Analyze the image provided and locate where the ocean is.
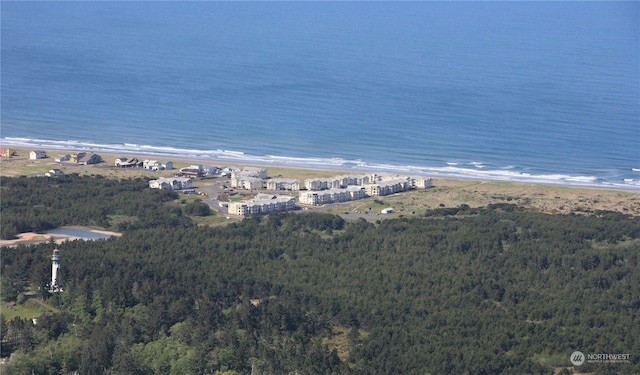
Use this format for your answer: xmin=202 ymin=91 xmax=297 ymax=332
xmin=1 ymin=2 xmax=639 ymax=189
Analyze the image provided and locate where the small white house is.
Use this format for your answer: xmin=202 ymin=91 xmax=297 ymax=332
xmin=30 ymin=150 xmax=47 ymax=160
xmin=55 ymin=154 xmax=71 ymax=162
xmin=45 ymin=169 xmax=64 ymax=177
xmin=143 ymin=160 xmax=158 ymax=169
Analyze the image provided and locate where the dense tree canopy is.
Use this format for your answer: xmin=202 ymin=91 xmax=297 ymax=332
xmin=0 ymin=174 xmax=189 ymax=240
xmin=1 ymin=176 xmax=639 ymax=374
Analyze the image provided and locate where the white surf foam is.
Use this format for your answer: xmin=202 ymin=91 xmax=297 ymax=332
xmin=2 ymin=137 xmax=638 ymax=190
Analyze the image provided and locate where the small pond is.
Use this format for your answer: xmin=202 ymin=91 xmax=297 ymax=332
xmin=44 ymin=228 xmax=113 ymax=240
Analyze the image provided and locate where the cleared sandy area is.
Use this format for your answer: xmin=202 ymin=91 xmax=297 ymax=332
xmin=0 ymin=226 xmax=122 ymax=248
xmin=1 ymin=147 xmax=639 ymax=219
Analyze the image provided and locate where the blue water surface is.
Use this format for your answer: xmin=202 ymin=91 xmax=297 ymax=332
xmin=1 ymin=2 xmax=638 ymax=188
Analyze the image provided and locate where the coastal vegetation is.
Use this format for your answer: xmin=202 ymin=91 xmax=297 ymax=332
xmin=1 ymin=175 xmax=639 ymax=374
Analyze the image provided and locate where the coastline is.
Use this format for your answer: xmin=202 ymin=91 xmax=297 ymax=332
xmin=1 ymin=145 xmax=639 ymax=218
xmin=2 ymin=137 xmax=639 ymax=191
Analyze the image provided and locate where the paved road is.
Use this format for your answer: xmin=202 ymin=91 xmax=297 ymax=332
xmin=188 ymin=177 xmax=229 ymax=215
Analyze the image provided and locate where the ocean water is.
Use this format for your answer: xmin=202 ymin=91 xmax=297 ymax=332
xmin=1 ymin=2 xmax=639 ymax=189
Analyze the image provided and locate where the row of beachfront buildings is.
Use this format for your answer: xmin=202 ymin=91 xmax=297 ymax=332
xmin=21 ymin=150 xmax=103 ymax=165
xmin=229 ymin=167 xmax=432 ymax=192
xmin=149 ymin=167 xmax=432 ymax=217
xmin=225 ymin=170 xmax=432 ymax=216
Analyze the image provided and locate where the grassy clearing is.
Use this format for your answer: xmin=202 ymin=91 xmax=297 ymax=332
xmin=0 ymin=160 xmax=56 ymax=177
xmin=322 ymin=326 xmax=370 ymax=362
xmin=191 ymin=213 xmax=238 ymax=226
xmin=0 ymin=298 xmax=58 ymax=320
xmin=169 ymin=195 xmax=238 ymax=224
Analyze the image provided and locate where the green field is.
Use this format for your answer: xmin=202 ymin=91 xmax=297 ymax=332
xmin=1 ymin=298 xmax=58 ymax=320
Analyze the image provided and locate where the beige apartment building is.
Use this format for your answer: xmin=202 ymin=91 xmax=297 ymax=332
xmin=228 ymin=194 xmax=297 ymax=217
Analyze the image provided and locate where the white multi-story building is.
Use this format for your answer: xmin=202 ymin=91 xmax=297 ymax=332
xmin=231 ymin=167 xmax=268 ymax=189
xmin=238 ymin=177 xmax=264 ymax=190
xmin=305 ymin=174 xmax=372 ymax=191
xmin=304 ymin=178 xmax=336 ymax=191
xmin=300 ymin=173 xmax=432 ymax=205
xmin=410 ymin=177 xmax=433 ymax=189
xmin=336 ymin=174 xmax=372 ymax=187
xmin=378 ymin=174 xmax=433 ymax=189
xmin=228 ymin=194 xmax=297 ymax=217
xmin=364 ymin=179 xmax=409 ymax=196
xmin=298 ymin=186 xmax=366 ymax=205
xmin=149 ymin=177 xmax=193 ymax=190
xmin=266 ymin=179 xmax=300 ymax=191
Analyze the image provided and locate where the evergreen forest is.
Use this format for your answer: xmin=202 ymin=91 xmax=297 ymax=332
xmin=1 ymin=175 xmax=639 ymax=374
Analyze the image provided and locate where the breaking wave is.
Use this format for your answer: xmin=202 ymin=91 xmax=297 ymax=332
xmin=3 ymin=137 xmax=638 ymax=190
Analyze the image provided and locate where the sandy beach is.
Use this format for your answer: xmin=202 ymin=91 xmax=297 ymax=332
xmin=1 ymin=147 xmax=639 ymax=220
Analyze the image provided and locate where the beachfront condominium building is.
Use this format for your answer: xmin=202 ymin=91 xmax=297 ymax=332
xmin=237 ymin=177 xmax=264 ymax=190
xmin=364 ymin=179 xmax=409 ymax=197
xmin=411 ymin=177 xmax=433 ymax=189
xmin=231 ymin=167 xmax=268 ymax=189
xmin=304 ymin=178 xmax=336 ymax=191
xmin=266 ymin=178 xmax=301 ymax=191
xmin=304 ymin=174 xmax=372 ymax=190
xmin=336 ymin=174 xmax=372 ymax=187
xmin=298 ymin=186 xmax=366 ymax=205
xmin=227 ymin=194 xmax=297 ymax=217
xmin=378 ymin=174 xmax=433 ymax=189
xmin=300 ymin=173 xmax=433 ymax=205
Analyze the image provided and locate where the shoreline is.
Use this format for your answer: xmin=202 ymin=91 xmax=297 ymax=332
xmin=2 ymin=137 xmax=638 ymax=191
xmin=0 ymin=226 xmax=122 ymax=248
xmin=3 ymin=143 xmax=638 ymax=193
xmin=2 ymin=145 xmax=639 ymax=218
